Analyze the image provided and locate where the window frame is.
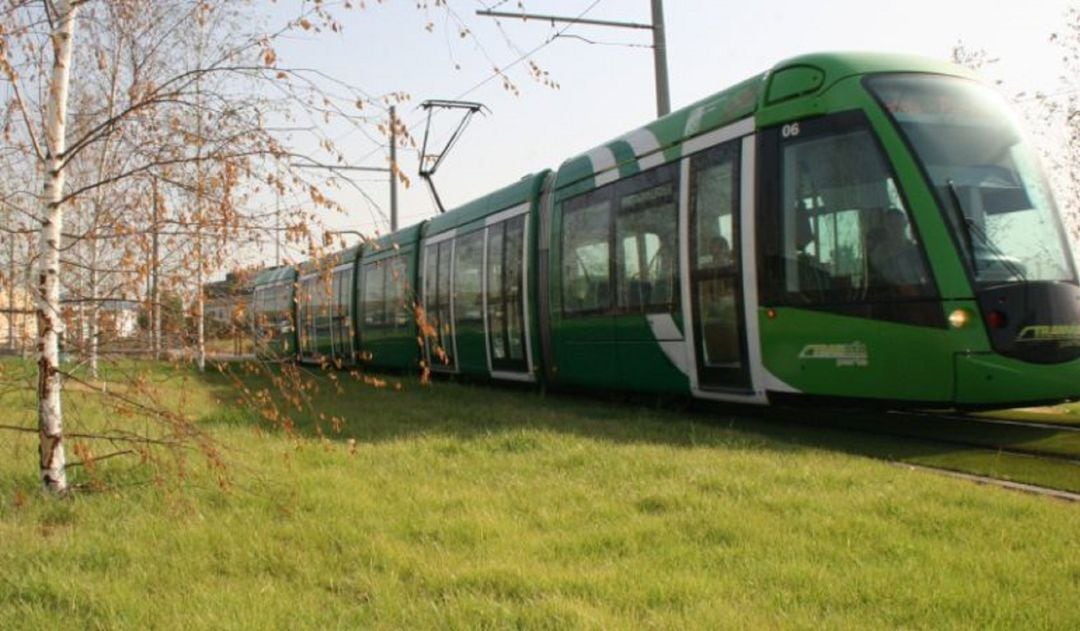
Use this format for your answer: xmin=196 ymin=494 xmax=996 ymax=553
xmin=486 ymin=213 xmax=529 ymax=370
xmin=453 ymin=229 xmax=486 ymax=324
xmin=864 ymin=73 xmax=1078 ymax=289
xmin=612 ymin=162 xmax=681 ymax=314
xmin=558 ymin=161 xmax=681 ymax=319
xmin=361 ymin=260 xmax=388 ymax=328
xmin=559 ymin=186 xmax=614 ymax=317
xmin=758 ymin=109 xmax=943 ymax=326
xmin=422 ymin=236 xmax=456 ymax=370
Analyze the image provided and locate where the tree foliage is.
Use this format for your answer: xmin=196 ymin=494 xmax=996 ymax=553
xmin=952 ymin=7 xmax=1080 ymax=231
xmin=0 ymin=0 xmax=554 ymax=494
xmin=0 ymin=0 xmax=404 ymax=492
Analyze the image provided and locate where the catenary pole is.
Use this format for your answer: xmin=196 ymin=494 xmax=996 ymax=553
xmin=476 ymin=1 xmax=672 ymax=118
xmin=390 ymin=105 xmax=398 ymax=231
xmin=650 ymin=0 xmax=671 ymax=116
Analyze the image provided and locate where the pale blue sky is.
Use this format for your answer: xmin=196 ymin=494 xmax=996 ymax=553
xmin=264 ymin=0 xmax=1075 ymax=261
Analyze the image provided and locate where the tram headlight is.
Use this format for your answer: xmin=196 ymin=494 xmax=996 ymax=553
xmin=948 ymin=308 xmax=972 ymax=329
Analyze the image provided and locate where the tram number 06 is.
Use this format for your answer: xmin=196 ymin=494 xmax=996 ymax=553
xmin=781 ymin=123 xmax=801 ymax=139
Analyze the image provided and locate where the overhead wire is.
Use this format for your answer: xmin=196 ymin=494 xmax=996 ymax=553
xmin=324 ymin=1 xmax=610 ymax=227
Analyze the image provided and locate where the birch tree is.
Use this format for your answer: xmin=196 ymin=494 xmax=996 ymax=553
xmin=34 ymin=0 xmax=81 ymax=493
xmin=0 ymin=0 xmax=555 ymax=493
xmin=0 ymin=0 xmax=374 ymax=492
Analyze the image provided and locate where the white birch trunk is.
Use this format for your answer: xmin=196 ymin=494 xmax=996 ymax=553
xmin=37 ymin=0 xmax=79 ymax=493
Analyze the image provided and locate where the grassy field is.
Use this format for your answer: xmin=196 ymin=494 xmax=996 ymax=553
xmin=1 ymin=360 xmax=1078 ymax=629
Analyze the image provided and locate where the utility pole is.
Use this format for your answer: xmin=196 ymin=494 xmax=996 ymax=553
xmin=477 ymin=0 xmax=672 ymax=117
xmin=389 ymin=105 xmax=399 ymax=231
xmin=274 ymin=195 xmax=281 ymax=267
xmin=290 ymin=106 xmax=399 ymax=234
xmin=292 ymin=155 xmax=398 ymax=233
xmin=650 ymin=0 xmax=671 ymax=117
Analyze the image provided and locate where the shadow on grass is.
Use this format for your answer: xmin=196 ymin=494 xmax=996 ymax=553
xmin=194 ymin=361 xmax=777 ymax=450
xmin=188 ymin=360 xmax=1068 ymax=470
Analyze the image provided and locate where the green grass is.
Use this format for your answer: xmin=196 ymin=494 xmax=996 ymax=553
xmin=985 ymin=404 xmax=1080 ymax=426
xmin=0 ymin=360 xmax=1078 ymax=629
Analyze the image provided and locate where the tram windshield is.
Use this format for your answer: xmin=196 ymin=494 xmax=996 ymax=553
xmin=867 ymin=74 xmax=1075 ymax=286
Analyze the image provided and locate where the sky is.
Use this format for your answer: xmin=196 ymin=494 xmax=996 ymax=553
xmin=261 ymin=0 xmax=1076 ymax=265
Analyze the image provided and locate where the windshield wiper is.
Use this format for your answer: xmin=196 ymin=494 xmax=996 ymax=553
xmin=945 ymin=179 xmax=1027 ymax=283
xmin=945 ymin=179 xmax=976 ymax=259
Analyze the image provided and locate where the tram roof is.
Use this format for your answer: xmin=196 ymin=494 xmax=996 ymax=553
xmin=361 ymin=222 xmax=424 ymax=261
xmin=424 ymin=171 xmax=551 ymax=237
xmin=252 ymin=265 xmax=296 ymax=287
xmin=298 ymin=245 xmax=358 ymax=274
xmin=553 ymin=51 xmax=972 ymax=191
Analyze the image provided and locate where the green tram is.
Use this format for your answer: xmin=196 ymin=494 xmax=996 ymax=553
xmin=252 ymin=52 xmax=1080 ymax=408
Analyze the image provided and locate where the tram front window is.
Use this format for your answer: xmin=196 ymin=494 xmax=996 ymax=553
xmin=868 ymin=74 xmax=1076 ymax=286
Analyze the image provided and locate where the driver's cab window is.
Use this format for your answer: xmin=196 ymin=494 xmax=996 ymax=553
xmin=767 ymin=111 xmax=934 ymax=304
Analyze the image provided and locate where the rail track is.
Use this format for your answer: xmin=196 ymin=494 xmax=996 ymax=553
xmin=882 ymin=410 xmax=1080 ymax=462
xmin=891 ymin=462 xmax=1080 ymax=502
xmin=761 ymin=406 xmax=1080 ymax=500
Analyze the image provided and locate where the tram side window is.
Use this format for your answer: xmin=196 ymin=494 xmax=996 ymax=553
xmin=388 ymin=256 xmax=410 ymax=328
xmin=278 ymin=284 xmax=294 ymax=332
xmin=770 ymin=114 xmax=933 ymax=303
xmin=694 ymin=152 xmax=738 ymax=270
xmin=614 ymin=163 xmax=679 ymax=312
xmin=314 ymin=274 xmax=333 ymax=345
xmin=487 ymin=215 xmax=527 ymax=364
xmin=333 ymin=269 xmax=348 ymax=319
xmin=333 ymin=267 xmax=352 ymax=338
xmin=299 ymin=278 xmax=314 ymax=352
xmin=561 ymin=190 xmax=612 ymax=315
xmin=252 ymin=289 xmax=268 ymax=341
xmin=362 ymin=262 xmax=386 ymax=327
xmin=264 ymin=285 xmax=281 ymax=337
xmin=423 ymin=245 xmax=437 ymax=328
xmin=424 ymin=242 xmax=453 ymax=358
xmin=502 ymin=216 xmax=526 ymax=361
xmin=454 ymin=230 xmax=484 ymax=322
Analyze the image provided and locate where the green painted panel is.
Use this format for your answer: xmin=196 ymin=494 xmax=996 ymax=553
xmin=615 ymin=339 xmax=690 ymax=395
xmin=609 ymin=141 xmax=639 ymax=179
xmin=453 ymin=324 xmax=487 ymax=376
xmin=363 ymin=337 xmax=417 ymax=371
xmin=614 ymin=314 xmax=653 ymax=343
xmin=552 ymin=317 xmax=617 ymax=388
xmin=759 ymin=307 xmax=968 ymax=402
xmin=955 ymin=353 xmax=1080 ymax=405
xmin=766 ymin=65 xmax=825 ymax=104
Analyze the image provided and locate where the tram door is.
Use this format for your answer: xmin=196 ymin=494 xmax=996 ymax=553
xmin=688 ymin=140 xmax=751 ymax=390
xmin=330 ymin=266 xmax=352 ymax=362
